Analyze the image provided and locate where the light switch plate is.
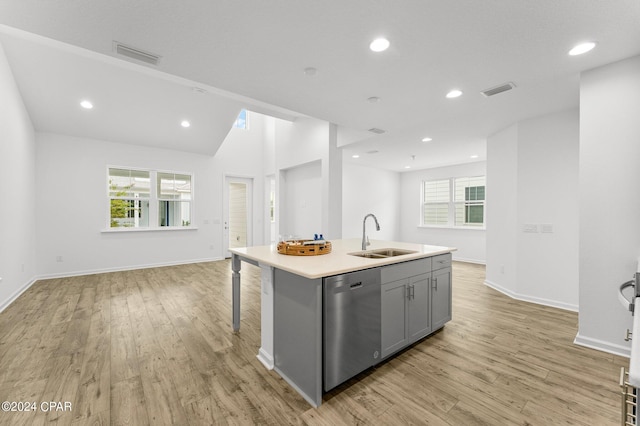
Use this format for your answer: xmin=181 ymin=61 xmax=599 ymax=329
xmin=523 ymin=224 xmax=538 ymax=233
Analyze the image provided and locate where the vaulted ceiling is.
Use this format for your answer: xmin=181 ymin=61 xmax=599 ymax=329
xmin=1 ymin=1 xmax=639 ymax=170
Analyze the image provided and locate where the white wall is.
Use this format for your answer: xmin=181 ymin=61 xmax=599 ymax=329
xmin=577 ymin=55 xmax=640 ymax=356
xmin=35 ymin=111 xmax=267 ymax=276
xmin=486 ymin=125 xmax=518 ymax=294
xmin=0 ymin=41 xmax=37 ymax=311
xmin=217 ymin=111 xmax=267 ymax=249
xmin=280 ymin=160 xmax=322 ymax=239
xmin=517 ymin=109 xmax=579 ymax=307
xmin=400 ymin=162 xmax=487 ymax=263
xmin=274 ymin=117 xmax=342 ymax=241
xmin=486 ymin=109 xmax=579 ymax=311
xmin=342 ymin=163 xmax=400 ymax=241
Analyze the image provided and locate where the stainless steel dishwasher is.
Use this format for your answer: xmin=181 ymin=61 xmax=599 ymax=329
xmin=324 ymin=268 xmax=381 ymax=391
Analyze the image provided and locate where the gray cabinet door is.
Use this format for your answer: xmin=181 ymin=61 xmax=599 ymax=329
xmin=431 ymin=267 xmax=452 ymax=330
xmin=381 ymin=279 xmax=408 ymax=359
xmin=408 ymin=273 xmax=431 ymax=342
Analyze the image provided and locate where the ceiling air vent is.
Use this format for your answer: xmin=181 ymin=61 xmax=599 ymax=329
xmin=481 ymin=82 xmax=516 ymax=98
xmin=368 ymin=128 xmax=386 ymax=134
xmin=113 ymin=41 xmax=161 ymax=66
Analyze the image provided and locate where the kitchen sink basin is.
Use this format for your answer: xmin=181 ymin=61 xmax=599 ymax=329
xmin=348 ymin=248 xmax=418 ymax=258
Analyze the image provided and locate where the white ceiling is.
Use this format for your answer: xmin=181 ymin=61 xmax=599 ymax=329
xmin=1 ymin=1 xmax=639 ymax=170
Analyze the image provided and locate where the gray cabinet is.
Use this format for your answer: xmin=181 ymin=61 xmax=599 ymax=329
xmin=431 ymin=254 xmax=452 ymax=331
xmin=381 ymin=279 xmax=409 ymax=358
xmin=381 ymin=258 xmax=432 ymax=359
xmin=381 ymin=254 xmax=453 ymax=359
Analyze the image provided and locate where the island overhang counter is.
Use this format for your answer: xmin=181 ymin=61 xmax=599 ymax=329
xmin=229 ymin=238 xmax=456 ymax=407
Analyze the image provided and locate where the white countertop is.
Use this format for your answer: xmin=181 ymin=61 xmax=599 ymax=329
xmin=229 ymin=238 xmax=456 ymax=279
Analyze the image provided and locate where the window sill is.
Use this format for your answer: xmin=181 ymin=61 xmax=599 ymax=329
xmin=101 ymin=226 xmax=199 ymax=233
xmin=418 ymin=225 xmax=486 ymax=231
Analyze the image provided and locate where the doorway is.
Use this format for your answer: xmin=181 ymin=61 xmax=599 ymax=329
xmin=223 ymin=176 xmax=253 ymax=258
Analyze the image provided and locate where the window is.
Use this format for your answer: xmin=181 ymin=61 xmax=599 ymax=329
xmin=157 ymin=172 xmax=192 ymax=227
xmin=107 ymin=167 xmax=193 ymax=229
xmin=454 ymin=176 xmax=485 ymax=227
xmin=233 ymin=109 xmax=248 ymax=129
xmin=423 ymin=179 xmax=450 ymax=226
xmin=109 ymin=168 xmax=150 ymax=228
xmin=422 ymin=176 xmax=485 ymax=228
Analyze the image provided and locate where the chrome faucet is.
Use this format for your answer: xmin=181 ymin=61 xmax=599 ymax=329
xmin=362 ymin=213 xmax=381 ymax=250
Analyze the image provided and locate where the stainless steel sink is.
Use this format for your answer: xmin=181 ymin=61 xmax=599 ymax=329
xmin=348 ymin=248 xmax=418 ymax=258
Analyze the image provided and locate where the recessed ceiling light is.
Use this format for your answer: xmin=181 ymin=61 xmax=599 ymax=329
xmin=470 ymin=155 xmax=479 ymax=159
xmin=369 ymin=38 xmax=390 ymax=52
xmin=446 ymin=89 xmax=463 ymax=99
xmin=404 ymin=165 xmax=411 ymax=169
xmin=421 ymin=137 xmax=433 ymax=142
xmin=352 ymin=154 xmax=360 ymax=159
xmin=80 ymin=100 xmax=93 ymax=109
xmin=569 ymin=41 xmax=596 ymax=56
xmin=181 ymin=120 xmax=191 ymax=128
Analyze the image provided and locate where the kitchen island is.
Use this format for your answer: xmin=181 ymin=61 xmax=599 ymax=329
xmin=229 ymin=238 xmax=456 ymax=407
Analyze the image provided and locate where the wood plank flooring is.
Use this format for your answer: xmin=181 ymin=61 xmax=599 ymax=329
xmin=0 ymin=260 xmax=628 ymax=425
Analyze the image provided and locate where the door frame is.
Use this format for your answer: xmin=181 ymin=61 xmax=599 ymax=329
xmin=223 ymin=175 xmax=254 ymax=258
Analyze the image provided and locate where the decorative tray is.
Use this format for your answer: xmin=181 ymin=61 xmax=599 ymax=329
xmin=277 ymin=240 xmax=332 ymax=256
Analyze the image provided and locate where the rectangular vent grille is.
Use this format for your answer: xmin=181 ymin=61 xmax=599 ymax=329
xmin=481 ymin=82 xmax=516 ymax=97
xmin=368 ymin=128 xmax=386 ymax=134
xmin=113 ymin=42 xmax=161 ymax=66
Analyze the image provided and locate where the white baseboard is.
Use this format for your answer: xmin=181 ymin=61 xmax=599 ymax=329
xmin=574 ymin=332 xmax=630 ymax=358
xmin=452 ymin=257 xmax=485 ymax=265
xmin=36 ymin=257 xmax=224 ymax=280
xmin=0 ymin=276 xmax=38 ymax=314
xmin=0 ymin=257 xmax=225 ymax=313
xmin=484 ymin=279 xmax=579 ymax=312
xmin=257 ymin=348 xmax=274 ymax=370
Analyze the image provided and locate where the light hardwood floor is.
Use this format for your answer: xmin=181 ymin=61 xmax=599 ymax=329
xmin=0 ymin=260 xmax=628 ymax=425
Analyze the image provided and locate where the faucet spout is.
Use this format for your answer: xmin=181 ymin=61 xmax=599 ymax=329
xmin=362 ymin=213 xmax=381 ymax=250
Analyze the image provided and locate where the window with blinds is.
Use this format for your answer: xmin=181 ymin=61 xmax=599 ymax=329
xmin=423 ymin=179 xmax=450 ymax=225
xmin=422 ymin=176 xmax=486 ymax=228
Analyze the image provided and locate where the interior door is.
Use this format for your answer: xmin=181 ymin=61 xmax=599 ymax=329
xmin=223 ymin=176 xmax=253 ymax=258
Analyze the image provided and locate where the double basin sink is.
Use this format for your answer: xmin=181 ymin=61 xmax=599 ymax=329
xmin=348 ymin=248 xmax=417 ymax=259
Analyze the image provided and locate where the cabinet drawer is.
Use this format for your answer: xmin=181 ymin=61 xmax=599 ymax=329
xmin=432 ymin=253 xmax=452 ymax=271
xmin=381 ymin=258 xmax=431 ymax=283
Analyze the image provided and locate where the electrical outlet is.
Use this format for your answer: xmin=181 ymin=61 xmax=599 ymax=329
xmin=56 ymin=255 xmax=63 ymax=262
xmin=209 ymin=245 xmax=214 ymax=250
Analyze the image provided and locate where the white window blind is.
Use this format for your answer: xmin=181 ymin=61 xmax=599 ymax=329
xmin=423 ymin=179 xmax=450 ymax=225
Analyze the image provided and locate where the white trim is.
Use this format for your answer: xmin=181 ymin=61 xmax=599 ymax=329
xmin=101 ymin=226 xmax=198 ymax=233
xmin=36 ymin=257 xmax=224 ymax=280
xmin=484 ymin=279 xmax=578 ymax=312
xmin=0 ymin=276 xmax=38 ymax=314
xmin=257 ymin=349 xmax=274 ymax=370
xmin=453 ymin=257 xmax=485 ymax=265
xmin=574 ymin=332 xmax=630 ymax=358
xmin=417 ymin=225 xmax=486 ymax=231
